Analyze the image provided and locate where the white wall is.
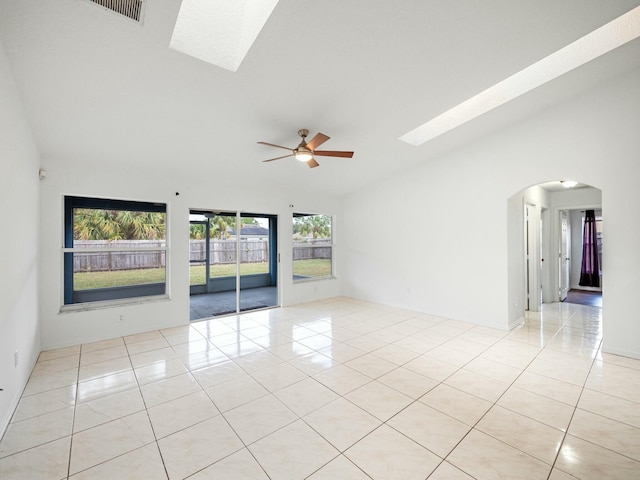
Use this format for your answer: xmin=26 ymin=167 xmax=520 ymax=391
xmin=343 ymin=66 xmax=640 ymax=358
xmin=344 ymin=151 xmax=509 ymax=329
xmin=0 ymin=40 xmax=41 ymax=433
xmin=38 ymin=165 xmax=342 ymax=349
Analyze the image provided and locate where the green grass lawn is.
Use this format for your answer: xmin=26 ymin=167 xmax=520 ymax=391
xmin=74 ymin=259 xmax=332 ymax=290
xmin=293 ymin=258 xmax=332 ymax=278
xmin=189 ymin=262 xmax=269 ymax=285
xmin=74 ymin=268 xmax=166 ymax=290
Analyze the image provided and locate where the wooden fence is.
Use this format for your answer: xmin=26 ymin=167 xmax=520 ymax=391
xmin=73 ymin=240 xmax=165 ymax=272
xmin=189 ymin=240 xmax=268 ymax=265
xmin=293 ymin=239 xmax=332 ymax=260
xmin=73 ymin=238 xmax=332 ymax=272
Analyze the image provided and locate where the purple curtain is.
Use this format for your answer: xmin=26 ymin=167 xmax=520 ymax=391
xmin=579 ymin=210 xmax=600 ymax=287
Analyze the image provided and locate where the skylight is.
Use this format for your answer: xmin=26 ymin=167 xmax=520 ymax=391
xmin=399 ymin=6 xmax=640 ymax=146
xmin=169 ymin=0 xmax=279 ymax=72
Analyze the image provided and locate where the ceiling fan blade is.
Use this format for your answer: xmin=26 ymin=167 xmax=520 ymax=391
xmin=307 ymin=158 xmax=320 ymax=168
xmin=306 ymin=133 xmax=330 ymax=150
xmin=313 ymin=150 xmax=354 ymax=158
xmin=257 ymin=141 xmax=293 ymax=151
xmin=262 ymin=154 xmax=294 ymax=162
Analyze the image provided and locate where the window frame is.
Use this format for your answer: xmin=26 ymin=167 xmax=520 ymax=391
xmin=292 ymin=213 xmax=335 ymax=282
xmin=63 ymin=196 xmax=168 ymax=306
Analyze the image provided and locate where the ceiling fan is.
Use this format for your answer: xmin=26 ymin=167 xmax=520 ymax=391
xmin=258 ymin=129 xmax=354 ymax=168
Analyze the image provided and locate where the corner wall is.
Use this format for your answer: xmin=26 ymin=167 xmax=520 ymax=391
xmin=343 ymin=66 xmax=640 ymax=358
xmin=0 ymin=40 xmax=41 ymax=434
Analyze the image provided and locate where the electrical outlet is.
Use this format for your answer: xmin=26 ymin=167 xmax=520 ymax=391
xmin=119 ymin=315 xmax=124 ymax=322
xmin=14 ymin=350 xmax=19 ymax=367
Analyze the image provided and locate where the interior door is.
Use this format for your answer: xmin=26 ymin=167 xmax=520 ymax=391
xmin=525 ymin=204 xmax=541 ymax=311
xmin=559 ymin=210 xmax=570 ymax=301
xmin=540 ymin=208 xmax=549 ymax=304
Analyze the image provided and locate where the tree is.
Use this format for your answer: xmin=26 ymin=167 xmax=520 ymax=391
xmin=293 ymin=215 xmax=331 ymax=239
xmin=189 ymin=223 xmax=206 ymax=240
xmin=74 ymin=208 xmax=165 ymax=240
xmin=211 ymin=216 xmax=235 ymax=239
xmin=189 ymin=216 xmax=238 ymax=240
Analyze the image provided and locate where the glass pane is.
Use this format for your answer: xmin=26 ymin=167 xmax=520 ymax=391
xmin=73 ymin=251 xmax=166 ymax=290
xmin=72 ymin=207 xmax=167 ymax=292
xmin=189 ymin=220 xmax=207 ymax=286
xmin=73 ymin=208 xmax=167 ymax=298
xmin=293 ymin=214 xmax=332 ymax=280
xmin=209 ymin=215 xmax=238 ymax=279
xmin=239 ymin=216 xmax=275 ymax=313
xmin=73 ymin=208 xmax=166 ymax=243
xmin=209 ymin=214 xmax=238 ymax=316
xmin=239 ymin=217 xmax=270 ymax=276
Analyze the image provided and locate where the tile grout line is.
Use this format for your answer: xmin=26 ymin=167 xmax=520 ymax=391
xmin=8 ymin=301 xmax=636 ymax=479
xmin=428 ymin=309 xmax=586 ymax=477
xmin=185 ymin=332 xmax=274 ymax=480
xmin=124 ymin=335 xmax=172 ymax=480
xmin=545 ymin=334 xmax=604 ymax=480
xmin=65 ymin=344 xmax=83 ymax=480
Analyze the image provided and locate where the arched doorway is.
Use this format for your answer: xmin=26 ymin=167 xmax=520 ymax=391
xmin=507 ymin=180 xmax=602 ymax=325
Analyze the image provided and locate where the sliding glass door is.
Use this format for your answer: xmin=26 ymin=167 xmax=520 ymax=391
xmin=189 ymin=210 xmax=277 ymax=320
xmin=238 ymin=215 xmax=277 ymax=313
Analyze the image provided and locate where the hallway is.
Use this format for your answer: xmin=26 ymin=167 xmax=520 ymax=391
xmin=564 ymin=289 xmax=602 ymax=308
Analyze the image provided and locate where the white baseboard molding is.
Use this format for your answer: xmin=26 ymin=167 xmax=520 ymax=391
xmin=0 ymin=389 xmax=23 ymax=441
xmin=601 ymin=345 xmax=640 ymax=361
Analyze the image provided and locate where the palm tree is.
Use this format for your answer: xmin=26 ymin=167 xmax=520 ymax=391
xmin=211 ymin=215 xmax=236 ymax=239
xmin=74 ymin=208 xmax=165 ymax=240
xmin=190 ymin=223 xmax=206 ymax=239
xmin=189 ymin=216 xmax=238 ymax=240
xmin=293 ymin=215 xmax=331 ymax=239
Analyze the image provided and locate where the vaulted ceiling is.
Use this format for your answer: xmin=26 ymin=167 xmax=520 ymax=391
xmin=1 ymin=0 xmax=639 ymax=197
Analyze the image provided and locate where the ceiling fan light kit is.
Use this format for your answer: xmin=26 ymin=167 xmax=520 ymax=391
xmin=294 ymin=149 xmax=313 ymax=162
xmin=258 ymin=128 xmax=354 ymax=169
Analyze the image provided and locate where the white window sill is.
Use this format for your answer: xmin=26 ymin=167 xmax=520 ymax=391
xmin=59 ymin=294 xmax=170 ymax=314
xmin=292 ymin=276 xmax=337 ymax=284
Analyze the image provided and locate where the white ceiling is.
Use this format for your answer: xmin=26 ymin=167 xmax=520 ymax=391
xmin=2 ymin=0 xmax=640 ymax=197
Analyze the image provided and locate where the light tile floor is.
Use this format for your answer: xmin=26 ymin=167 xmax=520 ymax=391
xmin=1 ymin=297 xmax=639 ymax=479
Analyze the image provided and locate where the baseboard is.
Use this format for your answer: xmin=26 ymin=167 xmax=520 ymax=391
xmin=601 ymin=345 xmax=640 ymax=361
xmin=508 ymin=316 xmax=525 ymax=331
xmin=1 ymin=351 xmax=40 ymax=441
xmin=0 ymin=388 xmax=23 ymax=441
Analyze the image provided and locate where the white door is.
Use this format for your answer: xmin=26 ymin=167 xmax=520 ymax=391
xmin=525 ymin=204 xmax=541 ymax=311
xmin=559 ymin=210 xmax=570 ymax=301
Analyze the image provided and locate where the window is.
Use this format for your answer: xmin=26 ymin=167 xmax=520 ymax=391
xmin=63 ymin=196 xmax=167 ymax=305
xmin=583 ymin=212 xmax=603 ymax=275
xmin=292 ymin=213 xmax=333 ymax=281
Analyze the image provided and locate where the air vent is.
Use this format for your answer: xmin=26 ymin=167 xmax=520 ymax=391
xmin=87 ymin=0 xmax=144 ymax=23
